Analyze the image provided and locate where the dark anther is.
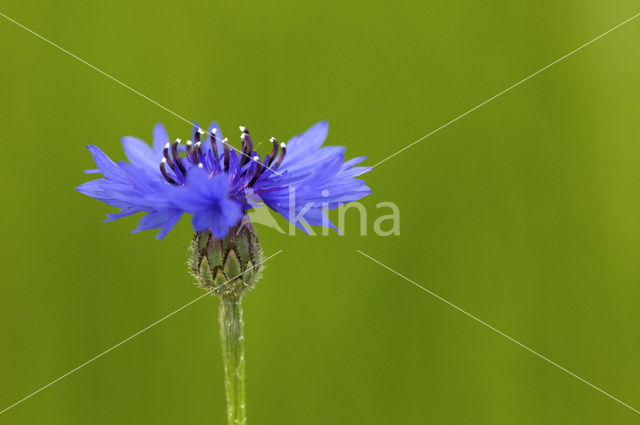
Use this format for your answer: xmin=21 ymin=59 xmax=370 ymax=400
xmin=163 ymin=143 xmax=174 ymax=170
xmin=267 ymin=137 xmax=279 ymax=166
xmin=194 ymin=128 xmax=201 ymax=145
xmin=239 ymin=130 xmax=254 ymax=167
xmin=171 ymin=140 xmax=187 ymax=176
xmin=191 ymin=142 xmax=202 ymax=165
xmin=160 ymin=159 xmax=179 ymax=185
xmin=223 ymin=138 xmax=230 ymax=171
xmin=210 ymin=129 xmax=219 ymax=160
xmin=248 ymin=158 xmax=264 ymax=187
xmin=272 ymin=143 xmax=286 ymax=170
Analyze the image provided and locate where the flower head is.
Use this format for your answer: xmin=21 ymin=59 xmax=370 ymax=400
xmin=77 ymin=121 xmax=371 ymax=238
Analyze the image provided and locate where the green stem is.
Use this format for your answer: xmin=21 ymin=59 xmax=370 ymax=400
xmin=219 ymin=296 xmax=247 ymax=425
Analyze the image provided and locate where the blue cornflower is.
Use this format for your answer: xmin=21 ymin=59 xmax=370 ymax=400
xmin=77 ymin=121 xmax=372 ymax=239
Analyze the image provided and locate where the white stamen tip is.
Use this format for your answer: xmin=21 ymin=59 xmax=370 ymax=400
xmin=161 ymin=157 xmax=167 ymax=163
xmin=197 ymin=163 xmax=204 ymax=168
xmin=241 ymin=133 xmax=247 ymax=140
xmin=186 ymin=140 xmax=193 ymax=146
xmin=239 ymin=126 xmax=246 ymax=132
xmin=176 ymin=138 xmax=182 ymax=143
xmin=197 ymin=128 xmax=205 ymax=135
xmin=222 ymin=138 xmax=229 ymax=143
xmin=195 ymin=141 xmax=201 ymax=147
xmin=164 ymin=142 xmax=170 ymax=149
xmin=253 ymin=156 xmax=259 ymax=161
xmin=280 ymin=142 xmax=286 ymax=148
xmin=211 ymin=128 xmax=217 ymax=134
xmin=269 ymin=137 xmax=276 ymax=143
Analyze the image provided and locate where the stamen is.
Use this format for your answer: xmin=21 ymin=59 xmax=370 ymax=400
xmin=272 ymin=142 xmax=286 ymax=169
xmin=239 ymin=131 xmax=254 ymax=167
xmin=210 ymin=128 xmax=219 ymax=160
xmin=160 ymin=158 xmax=178 ymax=185
xmin=171 ymin=139 xmax=187 ymax=176
xmin=191 ymin=141 xmax=202 ymax=165
xmin=267 ymin=137 xmax=279 ymax=165
xmin=239 ymin=125 xmax=248 ymax=134
xmin=248 ymin=156 xmax=264 ymax=187
xmin=185 ymin=140 xmax=193 ymax=155
xmin=222 ymin=138 xmax=230 ymax=171
xmin=163 ymin=142 xmax=174 ymax=169
xmin=170 ymin=139 xmax=180 ymax=158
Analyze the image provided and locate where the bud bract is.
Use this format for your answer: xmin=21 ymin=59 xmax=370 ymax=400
xmin=188 ymin=223 xmax=263 ymax=298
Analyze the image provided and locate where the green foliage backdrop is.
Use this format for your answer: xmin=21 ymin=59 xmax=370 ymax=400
xmin=1 ymin=1 xmax=639 ymax=424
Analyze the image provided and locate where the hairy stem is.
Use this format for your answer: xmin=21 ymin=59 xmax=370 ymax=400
xmin=219 ymin=296 xmax=246 ymax=425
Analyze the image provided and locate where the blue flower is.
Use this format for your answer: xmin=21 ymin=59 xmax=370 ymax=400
xmin=77 ymin=121 xmax=372 ymax=239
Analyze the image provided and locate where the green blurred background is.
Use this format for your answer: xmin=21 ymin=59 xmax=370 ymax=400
xmin=1 ymin=1 xmax=640 ymax=423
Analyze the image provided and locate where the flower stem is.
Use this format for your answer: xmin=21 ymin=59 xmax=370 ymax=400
xmin=219 ymin=295 xmax=247 ymax=425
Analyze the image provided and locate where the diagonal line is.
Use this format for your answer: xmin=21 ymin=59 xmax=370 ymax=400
xmin=356 ymin=249 xmax=640 ymax=415
xmin=371 ymin=11 xmax=640 ymax=169
xmin=0 ymin=249 xmax=284 ymax=416
xmin=0 ymin=10 xmax=283 ymax=176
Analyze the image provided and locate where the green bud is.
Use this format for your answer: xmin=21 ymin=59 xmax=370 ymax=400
xmin=188 ymin=223 xmax=263 ymax=298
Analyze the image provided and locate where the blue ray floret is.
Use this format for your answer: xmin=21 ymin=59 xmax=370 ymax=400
xmin=77 ymin=121 xmax=372 ymax=239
